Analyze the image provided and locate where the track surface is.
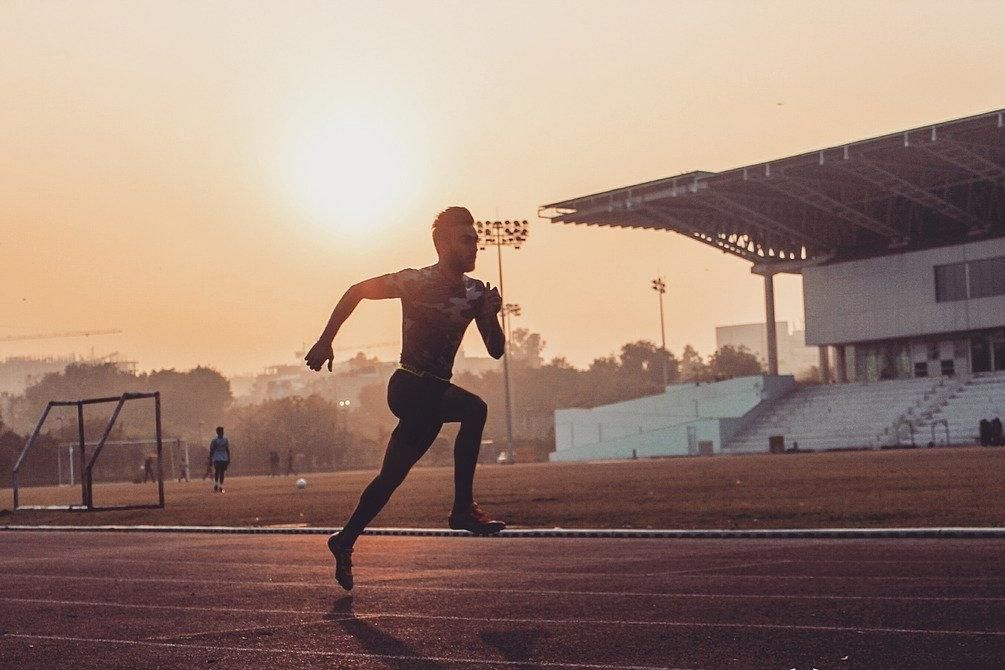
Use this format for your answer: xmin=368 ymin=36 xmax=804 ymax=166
xmin=0 ymin=532 xmax=1002 ymax=669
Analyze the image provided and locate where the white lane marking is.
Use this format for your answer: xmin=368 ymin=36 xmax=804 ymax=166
xmin=2 ymin=597 xmax=1003 ymax=637
xmin=2 ymin=574 xmax=1003 ymax=602
xmin=2 ymin=633 xmax=694 ymax=670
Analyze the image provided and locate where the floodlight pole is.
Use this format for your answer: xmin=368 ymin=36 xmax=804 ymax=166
xmin=476 ymin=220 xmax=529 ymax=458
xmin=651 ymin=277 xmax=669 ymax=388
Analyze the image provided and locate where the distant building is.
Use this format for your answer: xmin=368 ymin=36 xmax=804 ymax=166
xmin=232 ymin=347 xmax=500 ymax=406
xmin=715 ymin=322 xmax=818 ymax=376
xmin=453 ymin=349 xmax=501 ymax=377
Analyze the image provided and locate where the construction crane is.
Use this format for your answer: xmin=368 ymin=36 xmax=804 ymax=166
xmin=0 ymin=329 xmax=122 ymax=343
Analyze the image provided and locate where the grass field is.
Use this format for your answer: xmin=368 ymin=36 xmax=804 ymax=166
xmin=2 ymin=446 xmax=1003 ymax=529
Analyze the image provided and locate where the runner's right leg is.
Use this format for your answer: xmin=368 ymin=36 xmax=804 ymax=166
xmin=335 ymin=428 xmax=438 ymax=548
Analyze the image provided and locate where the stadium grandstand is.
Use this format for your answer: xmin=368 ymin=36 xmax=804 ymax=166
xmin=542 ymin=108 xmax=1005 ymax=460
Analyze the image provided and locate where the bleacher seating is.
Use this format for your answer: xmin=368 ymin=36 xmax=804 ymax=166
xmin=917 ymin=372 xmax=1005 ymax=445
xmin=725 ymin=377 xmax=946 ymax=452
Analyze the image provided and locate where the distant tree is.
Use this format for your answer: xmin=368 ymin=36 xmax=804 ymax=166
xmin=618 ymin=340 xmax=679 ymax=387
xmin=707 ymin=345 xmax=763 ymax=379
xmin=679 ymin=344 xmax=710 ymax=382
xmin=508 ymin=328 xmax=546 ymax=368
xmin=16 ymin=363 xmax=232 ymax=441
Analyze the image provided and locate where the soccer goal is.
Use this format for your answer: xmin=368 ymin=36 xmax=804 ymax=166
xmin=12 ymin=392 xmax=165 ymax=511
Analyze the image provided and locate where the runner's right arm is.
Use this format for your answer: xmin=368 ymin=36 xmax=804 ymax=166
xmin=305 ymin=275 xmax=400 ymax=372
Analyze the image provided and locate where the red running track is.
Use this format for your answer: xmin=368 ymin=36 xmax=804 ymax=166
xmin=0 ymin=531 xmax=1003 ymax=669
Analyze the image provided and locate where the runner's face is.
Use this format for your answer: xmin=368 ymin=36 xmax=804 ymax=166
xmin=447 ymin=226 xmax=479 ymax=272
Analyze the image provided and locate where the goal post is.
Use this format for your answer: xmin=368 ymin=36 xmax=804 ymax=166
xmin=12 ymin=391 xmax=165 ymax=511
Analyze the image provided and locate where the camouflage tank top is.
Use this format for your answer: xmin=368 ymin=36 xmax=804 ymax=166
xmin=378 ymin=265 xmax=487 ymax=380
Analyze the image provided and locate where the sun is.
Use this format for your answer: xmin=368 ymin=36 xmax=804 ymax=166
xmin=282 ymin=111 xmax=417 ymax=236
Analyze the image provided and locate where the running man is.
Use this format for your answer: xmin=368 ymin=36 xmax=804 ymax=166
xmin=304 ymin=206 xmax=506 ymax=591
xmin=208 ymin=426 xmax=231 ymax=493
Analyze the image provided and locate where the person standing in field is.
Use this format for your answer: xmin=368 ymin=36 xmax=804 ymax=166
xmin=304 ymin=206 xmax=507 ymax=591
xmin=208 ymin=426 xmax=231 ymax=493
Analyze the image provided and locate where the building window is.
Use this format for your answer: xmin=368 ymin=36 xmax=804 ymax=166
xmin=934 ymin=262 xmax=968 ymax=302
xmin=914 ymin=362 xmax=928 ymax=377
xmin=972 ymin=337 xmax=991 ymax=373
xmin=941 ymin=359 xmax=955 ymax=376
xmin=968 ymin=256 xmax=1005 ymax=299
xmin=935 ymin=256 xmax=1005 ymax=302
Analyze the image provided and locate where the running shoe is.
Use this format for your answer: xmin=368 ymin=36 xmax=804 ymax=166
xmin=327 ymin=533 xmax=354 ymax=591
xmin=448 ymin=502 xmax=506 ymax=535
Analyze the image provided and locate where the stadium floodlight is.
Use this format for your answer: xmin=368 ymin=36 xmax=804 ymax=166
xmin=475 ymin=220 xmax=530 ymax=458
xmin=501 ymin=303 xmax=521 ymax=342
xmin=651 ymin=277 xmax=669 ymax=387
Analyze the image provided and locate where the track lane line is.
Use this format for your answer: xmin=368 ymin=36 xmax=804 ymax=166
xmin=1 ymin=633 xmax=696 ymax=670
xmin=1 ymin=574 xmax=1002 ymax=602
xmin=2 ymin=597 xmax=1003 ymax=636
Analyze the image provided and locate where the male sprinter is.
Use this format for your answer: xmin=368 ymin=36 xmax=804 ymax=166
xmin=304 ymin=206 xmax=507 ymax=591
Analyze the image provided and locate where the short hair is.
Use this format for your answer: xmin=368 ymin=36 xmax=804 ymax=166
xmin=216 ymin=426 xmax=224 ymax=434
xmin=432 ymin=206 xmax=475 ymax=254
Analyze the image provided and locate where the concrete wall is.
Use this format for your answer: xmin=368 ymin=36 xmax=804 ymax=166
xmin=551 ymin=375 xmax=794 ymax=462
xmin=803 ymin=238 xmax=1005 ymax=346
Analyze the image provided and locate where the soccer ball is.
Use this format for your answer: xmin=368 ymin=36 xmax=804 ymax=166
xmin=295 ymin=478 xmax=308 ymax=491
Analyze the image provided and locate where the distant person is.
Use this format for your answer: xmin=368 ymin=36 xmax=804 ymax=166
xmin=286 ymin=448 xmax=297 ymax=476
xmin=209 ymin=426 xmax=231 ymax=493
xmin=178 ymin=457 xmax=190 ymax=483
xmin=305 ymin=206 xmax=507 ymax=591
xmin=269 ymin=450 xmax=280 ymax=477
xmin=141 ymin=455 xmax=157 ymax=483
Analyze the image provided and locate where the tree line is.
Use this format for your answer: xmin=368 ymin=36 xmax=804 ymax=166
xmin=0 ymin=334 xmax=762 ymax=485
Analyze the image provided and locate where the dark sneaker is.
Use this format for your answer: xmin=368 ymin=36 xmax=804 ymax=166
xmin=327 ymin=534 xmax=353 ymax=591
xmin=449 ymin=502 xmax=506 ymax=535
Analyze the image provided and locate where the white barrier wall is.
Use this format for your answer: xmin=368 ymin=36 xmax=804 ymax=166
xmin=551 ymin=375 xmax=794 ymax=462
xmin=803 ymin=238 xmax=1005 ymax=346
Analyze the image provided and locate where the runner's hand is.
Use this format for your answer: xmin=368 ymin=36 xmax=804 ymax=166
xmin=305 ymin=340 xmax=334 ymax=372
xmin=481 ymin=283 xmax=502 ymax=317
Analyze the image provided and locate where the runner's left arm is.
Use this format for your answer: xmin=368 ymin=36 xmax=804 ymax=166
xmin=476 ymin=282 xmax=505 ymax=359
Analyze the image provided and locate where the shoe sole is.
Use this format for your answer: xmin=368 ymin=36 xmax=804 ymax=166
xmin=448 ymin=521 xmax=506 ymax=535
xmin=327 ymin=534 xmax=353 ymax=591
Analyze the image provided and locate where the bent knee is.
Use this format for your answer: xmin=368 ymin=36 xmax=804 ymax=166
xmin=469 ymin=397 xmax=488 ymax=422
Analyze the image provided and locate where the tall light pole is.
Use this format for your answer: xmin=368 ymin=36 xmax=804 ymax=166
xmin=651 ymin=277 xmax=669 ymax=388
xmin=501 ymin=303 xmax=521 ymax=343
xmin=475 ymin=219 xmax=528 ymax=458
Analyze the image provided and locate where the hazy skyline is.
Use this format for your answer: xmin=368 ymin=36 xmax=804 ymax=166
xmin=4 ymin=1 xmax=1005 ymax=375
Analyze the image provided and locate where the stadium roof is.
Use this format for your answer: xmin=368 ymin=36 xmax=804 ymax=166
xmin=541 ymin=109 xmax=1005 ymax=270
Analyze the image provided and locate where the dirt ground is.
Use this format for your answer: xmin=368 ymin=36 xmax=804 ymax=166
xmin=3 ymin=446 xmax=1003 ymax=529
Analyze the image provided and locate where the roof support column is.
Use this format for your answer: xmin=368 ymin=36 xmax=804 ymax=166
xmin=763 ymin=273 xmax=779 ymax=376
xmin=818 ymin=346 xmax=832 ymax=384
xmin=834 ymin=345 xmax=848 ymax=383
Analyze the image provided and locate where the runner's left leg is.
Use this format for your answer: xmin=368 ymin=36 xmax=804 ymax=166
xmin=440 ymin=384 xmax=488 ymax=512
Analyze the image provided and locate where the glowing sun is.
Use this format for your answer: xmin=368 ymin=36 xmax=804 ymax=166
xmin=283 ymin=112 xmax=417 ymax=235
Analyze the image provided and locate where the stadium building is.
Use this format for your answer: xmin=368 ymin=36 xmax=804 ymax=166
xmin=542 ymin=109 xmax=1005 ymax=460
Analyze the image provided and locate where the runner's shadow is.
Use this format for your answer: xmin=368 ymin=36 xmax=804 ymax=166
xmin=328 ymin=596 xmax=447 ymax=670
xmin=480 ymin=629 xmax=550 ymax=669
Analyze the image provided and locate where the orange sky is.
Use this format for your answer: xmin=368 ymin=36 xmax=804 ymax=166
xmin=3 ymin=1 xmax=1004 ymax=376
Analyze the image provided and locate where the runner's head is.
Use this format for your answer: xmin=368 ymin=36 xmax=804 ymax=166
xmin=432 ymin=206 xmax=478 ymax=273
xmin=216 ymin=426 xmax=224 ymax=437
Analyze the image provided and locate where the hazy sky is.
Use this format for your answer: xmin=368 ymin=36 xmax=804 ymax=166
xmin=3 ymin=1 xmax=1004 ymax=376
